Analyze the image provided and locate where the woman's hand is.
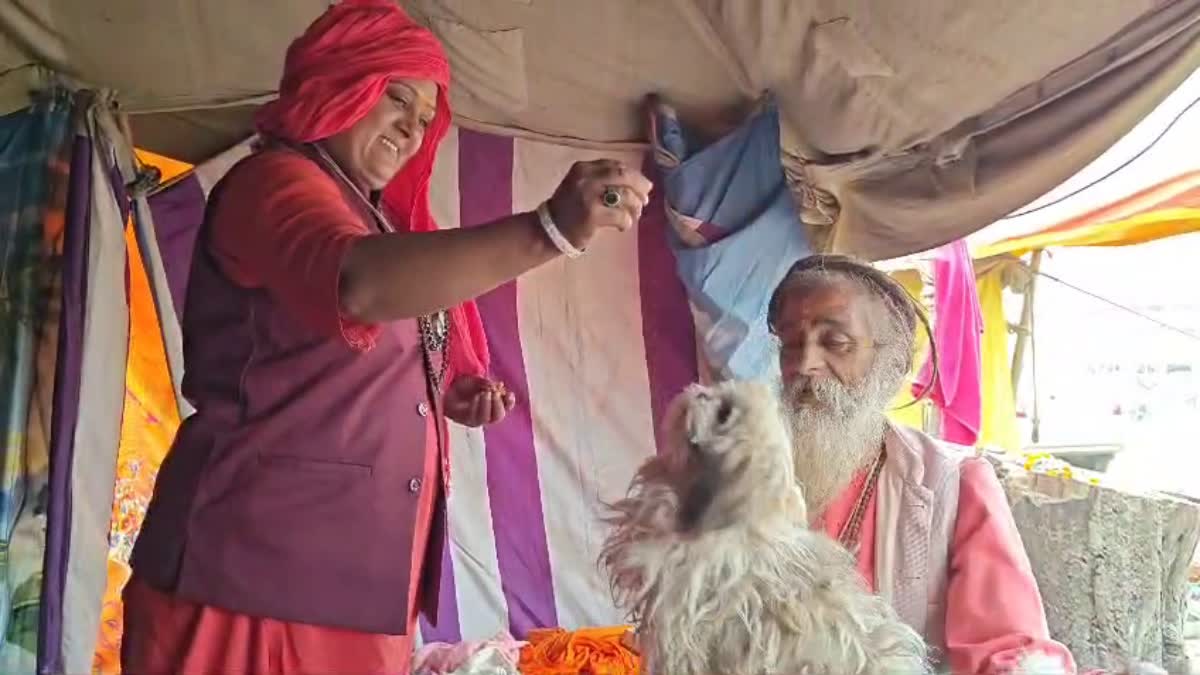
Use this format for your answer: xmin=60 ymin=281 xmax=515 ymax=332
xmin=337 ymin=159 xmax=653 ymax=325
xmin=443 ymin=375 xmax=517 ymax=427
xmin=546 ymin=159 xmax=653 ymax=250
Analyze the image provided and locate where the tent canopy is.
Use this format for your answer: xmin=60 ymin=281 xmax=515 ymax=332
xmin=976 ymin=170 xmax=1200 ymax=258
xmin=4 ymin=0 xmax=1200 ymax=259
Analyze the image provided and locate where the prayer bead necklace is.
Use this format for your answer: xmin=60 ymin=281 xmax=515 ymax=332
xmin=837 ymin=444 xmax=887 ymax=552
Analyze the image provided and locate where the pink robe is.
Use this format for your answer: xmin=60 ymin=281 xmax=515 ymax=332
xmin=819 ymin=460 xmax=1078 ymax=674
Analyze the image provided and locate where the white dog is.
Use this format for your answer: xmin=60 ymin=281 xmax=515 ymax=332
xmin=599 ymin=380 xmax=930 ymax=675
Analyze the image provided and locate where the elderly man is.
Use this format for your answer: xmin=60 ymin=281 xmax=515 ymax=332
xmin=767 ymin=254 xmax=1076 ymax=675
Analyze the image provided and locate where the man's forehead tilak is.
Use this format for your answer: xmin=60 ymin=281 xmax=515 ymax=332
xmin=774 ymin=282 xmax=870 ymax=335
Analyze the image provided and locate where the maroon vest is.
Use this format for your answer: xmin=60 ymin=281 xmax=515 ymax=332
xmin=131 ymin=153 xmax=444 ymax=635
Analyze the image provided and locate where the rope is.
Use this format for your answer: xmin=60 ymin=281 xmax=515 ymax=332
xmin=1034 ymin=269 xmax=1200 ymax=343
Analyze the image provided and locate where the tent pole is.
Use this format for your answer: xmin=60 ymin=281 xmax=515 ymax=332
xmin=918 ymin=257 xmax=940 ymax=435
xmin=1010 ymin=249 xmax=1043 ymax=398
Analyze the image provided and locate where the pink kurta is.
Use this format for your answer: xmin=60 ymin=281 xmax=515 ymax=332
xmin=819 ymin=459 xmax=1077 ymax=675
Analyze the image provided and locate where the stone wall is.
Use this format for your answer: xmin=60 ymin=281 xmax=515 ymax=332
xmin=990 ymin=457 xmax=1200 ymax=674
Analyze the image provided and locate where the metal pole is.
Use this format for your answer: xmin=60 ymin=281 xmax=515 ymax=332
xmin=1010 ymin=249 xmax=1043 ymax=396
xmin=918 ymin=257 xmax=939 ymax=435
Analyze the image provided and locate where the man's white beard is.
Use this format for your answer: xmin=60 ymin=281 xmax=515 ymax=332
xmin=781 ymin=365 xmax=903 ymax=520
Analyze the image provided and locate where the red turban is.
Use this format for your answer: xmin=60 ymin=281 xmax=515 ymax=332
xmin=257 ymin=0 xmax=489 ymax=380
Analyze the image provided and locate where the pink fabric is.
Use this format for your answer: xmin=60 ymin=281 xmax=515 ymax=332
xmin=817 ymin=468 xmax=877 ymax=592
xmin=943 ymin=459 xmax=1075 ymax=674
xmin=912 ymin=239 xmax=984 ymax=445
xmin=820 ymin=458 xmax=1075 ymax=674
xmin=412 ymin=634 xmax=525 ymax=673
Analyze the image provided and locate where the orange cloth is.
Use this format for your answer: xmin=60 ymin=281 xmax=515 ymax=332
xmin=92 ymin=221 xmax=183 ymax=674
xmin=121 ymin=579 xmax=411 ymax=675
xmin=118 ymin=411 xmax=443 ymax=675
xmin=518 ymin=626 xmax=640 ymax=675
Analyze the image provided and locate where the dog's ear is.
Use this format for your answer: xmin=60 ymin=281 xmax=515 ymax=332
xmin=659 ymin=388 xmax=692 ymax=453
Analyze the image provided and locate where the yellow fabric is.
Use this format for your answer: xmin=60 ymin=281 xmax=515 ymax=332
xmin=974 ymin=208 xmax=1200 ymax=259
xmin=134 ymin=148 xmax=193 ymax=184
xmin=93 ymin=150 xmax=187 ymax=674
xmin=975 ymin=268 xmax=1021 ymax=453
xmin=886 ymin=270 xmax=930 ymax=430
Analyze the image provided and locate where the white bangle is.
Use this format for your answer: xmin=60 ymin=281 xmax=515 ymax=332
xmin=536 ymin=201 xmax=584 ymax=258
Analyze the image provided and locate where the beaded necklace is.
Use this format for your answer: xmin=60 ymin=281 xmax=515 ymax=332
xmin=836 ymin=444 xmax=887 ymax=551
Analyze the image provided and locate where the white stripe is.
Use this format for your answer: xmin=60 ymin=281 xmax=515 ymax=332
xmin=428 ymin=126 xmax=460 ymax=231
xmin=131 ymin=197 xmax=192 ymax=418
xmin=445 ymin=424 xmax=510 ymax=638
xmin=112 ymin=114 xmax=194 ymax=421
xmin=195 ymin=138 xmax=255 ymax=196
xmin=512 ymin=138 xmax=657 ymax=629
xmin=62 ymin=117 xmax=131 ymax=673
xmin=428 ymin=127 xmax=510 ymax=639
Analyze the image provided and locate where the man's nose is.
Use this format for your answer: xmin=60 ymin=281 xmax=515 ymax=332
xmin=782 ymin=344 xmax=824 ymax=379
xmin=796 ymin=344 xmax=826 ymax=376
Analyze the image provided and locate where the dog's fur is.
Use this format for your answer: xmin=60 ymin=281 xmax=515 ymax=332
xmin=599 ymin=380 xmax=930 ymax=675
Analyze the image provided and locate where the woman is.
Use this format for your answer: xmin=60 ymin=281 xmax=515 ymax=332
xmin=121 ymin=2 xmax=652 ymax=673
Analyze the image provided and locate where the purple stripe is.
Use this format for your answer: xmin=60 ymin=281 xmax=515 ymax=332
xmin=459 ymin=129 xmax=558 ymax=636
xmin=639 ymin=159 xmax=699 ymax=453
xmin=40 ymin=135 xmax=92 ymax=674
xmin=419 ymin=516 xmax=461 ymax=642
xmin=146 ymin=174 xmax=207 ymax=320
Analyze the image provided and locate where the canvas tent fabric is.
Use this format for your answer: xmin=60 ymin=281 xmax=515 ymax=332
xmin=975 ymin=169 xmax=1200 ymax=257
xmin=3 ymin=0 xmax=1200 ymax=259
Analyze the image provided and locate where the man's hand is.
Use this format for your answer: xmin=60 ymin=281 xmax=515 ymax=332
xmin=443 ymin=375 xmax=516 ymax=427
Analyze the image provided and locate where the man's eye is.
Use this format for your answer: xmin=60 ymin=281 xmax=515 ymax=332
xmin=823 ymin=337 xmax=856 ymax=353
